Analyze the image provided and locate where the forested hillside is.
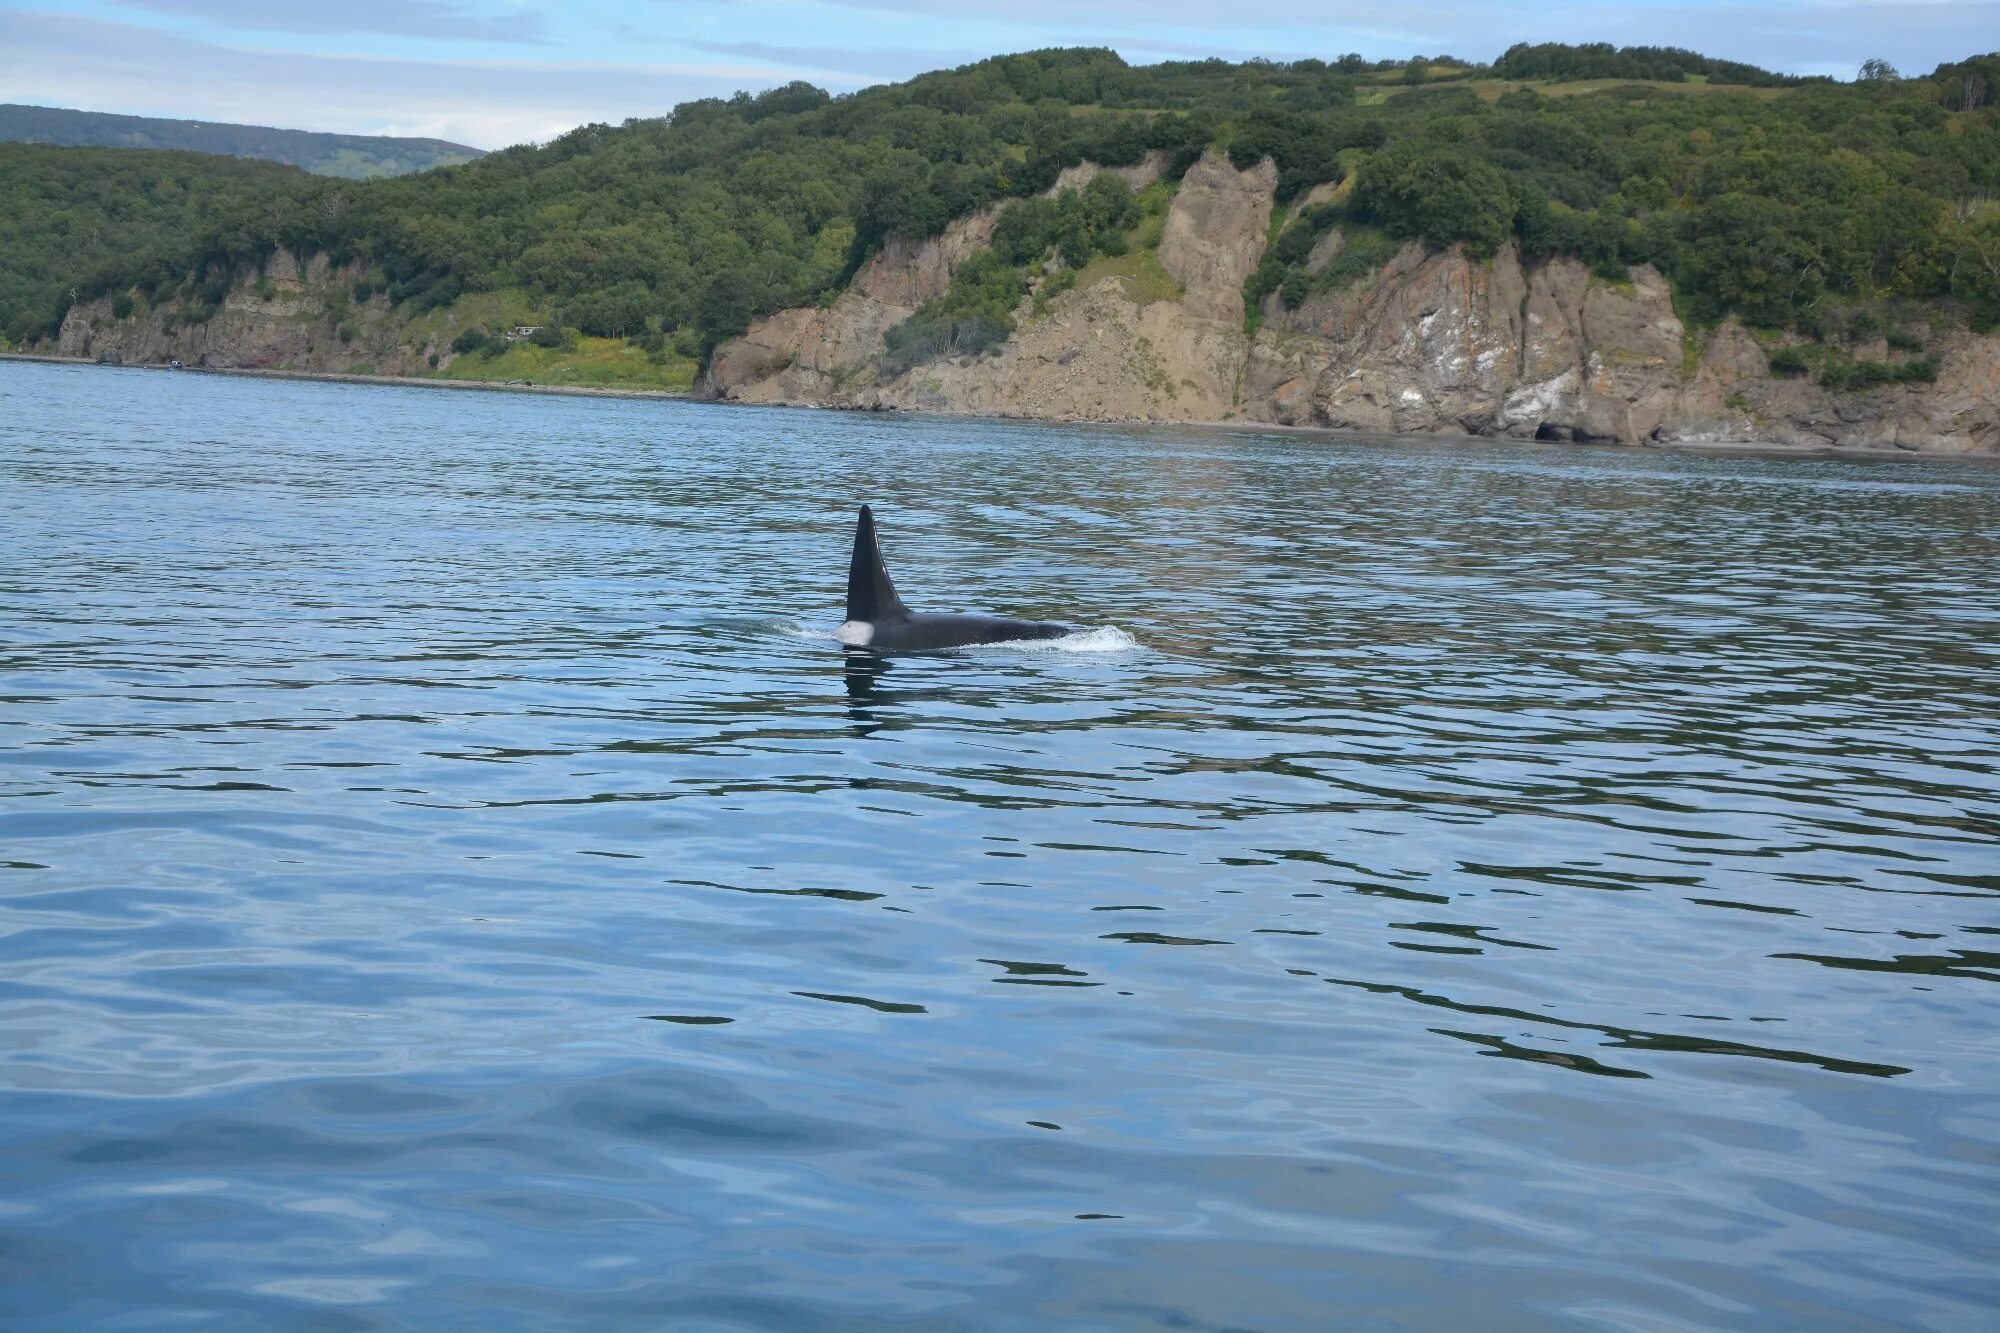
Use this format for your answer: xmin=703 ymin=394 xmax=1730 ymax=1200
xmin=0 ymin=105 xmax=481 ymax=178
xmin=0 ymin=146 xmax=315 ymax=347
xmin=1487 ymin=42 xmax=1811 ymax=86
xmin=5 ymin=46 xmax=1997 ymax=371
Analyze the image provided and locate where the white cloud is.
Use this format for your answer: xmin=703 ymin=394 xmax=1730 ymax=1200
xmin=106 ymin=0 xmax=552 ymax=44
xmin=0 ymin=10 xmax=807 ymax=147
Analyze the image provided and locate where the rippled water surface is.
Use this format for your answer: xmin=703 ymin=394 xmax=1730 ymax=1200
xmin=3 ymin=359 xmax=1998 ymax=1330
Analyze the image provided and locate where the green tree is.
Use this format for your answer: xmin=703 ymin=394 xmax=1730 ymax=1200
xmin=1351 ymin=141 xmax=1515 ymax=254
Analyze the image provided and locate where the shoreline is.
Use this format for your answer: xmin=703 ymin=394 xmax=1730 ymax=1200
xmin=3 ymin=352 xmax=1990 ymax=463
xmin=0 ymin=352 xmax=695 ymax=403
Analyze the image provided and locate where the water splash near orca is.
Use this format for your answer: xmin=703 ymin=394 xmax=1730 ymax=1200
xmin=971 ymin=626 xmax=1138 ymax=654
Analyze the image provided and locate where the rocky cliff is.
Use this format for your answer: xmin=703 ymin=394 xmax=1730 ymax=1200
xmin=56 ymin=250 xmax=445 ymax=376
xmin=1242 ymin=239 xmax=1997 ymax=453
xmin=48 ymin=149 xmax=1999 ymax=455
xmin=709 ymin=151 xmax=1272 ymax=424
xmin=709 ymin=150 xmax=1998 ymax=455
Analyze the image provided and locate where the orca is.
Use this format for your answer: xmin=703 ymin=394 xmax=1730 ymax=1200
xmin=837 ymin=505 xmax=1072 ymax=652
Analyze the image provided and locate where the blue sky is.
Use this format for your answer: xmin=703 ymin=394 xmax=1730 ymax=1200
xmin=3 ymin=0 xmax=1995 ymax=149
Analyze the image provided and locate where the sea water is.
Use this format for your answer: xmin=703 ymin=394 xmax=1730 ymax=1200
xmin=2 ymin=359 xmax=1996 ymax=1329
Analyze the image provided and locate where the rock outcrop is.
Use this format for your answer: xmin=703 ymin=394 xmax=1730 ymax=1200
xmin=56 ymin=251 xmax=446 ymax=376
xmin=1242 ymin=244 xmax=1686 ymax=442
xmin=1234 ymin=244 xmax=1997 ymax=453
xmin=1663 ymin=320 xmax=1997 ymax=453
xmin=708 ymin=150 xmax=1281 ymax=423
xmin=707 ymin=206 xmax=1003 ymax=405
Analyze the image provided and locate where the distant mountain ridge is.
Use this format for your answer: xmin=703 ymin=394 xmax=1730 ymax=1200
xmin=0 ymin=104 xmax=483 ymax=179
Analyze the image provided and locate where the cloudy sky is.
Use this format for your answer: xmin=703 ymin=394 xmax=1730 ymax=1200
xmin=3 ymin=0 xmax=1995 ymax=149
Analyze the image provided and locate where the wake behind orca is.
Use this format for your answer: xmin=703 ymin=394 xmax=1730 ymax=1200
xmin=836 ymin=505 xmax=1072 ymax=652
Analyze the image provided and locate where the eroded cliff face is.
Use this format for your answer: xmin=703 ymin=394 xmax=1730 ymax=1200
xmin=705 ymin=208 xmax=1001 ymax=403
xmin=708 ymin=150 xmax=1277 ymax=421
xmin=1666 ymin=321 xmax=1997 ymax=453
xmin=1243 ymin=244 xmax=1997 ymax=453
xmin=56 ymin=251 xmax=445 ymax=376
xmin=710 ymin=149 xmax=1997 ymax=454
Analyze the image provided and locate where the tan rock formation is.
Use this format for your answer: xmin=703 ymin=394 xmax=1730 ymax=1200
xmin=1043 ymin=152 xmax=1169 ymax=199
xmin=54 ymin=255 xmax=444 ymax=375
xmin=874 ymin=151 xmax=1275 ymax=422
xmin=709 ymin=150 xmax=1280 ymax=421
xmin=1663 ymin=320 xmax=1999 ymax=454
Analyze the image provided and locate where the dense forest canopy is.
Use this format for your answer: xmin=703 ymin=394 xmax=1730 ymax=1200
xmin=0 ymin=105 xmax=482 ymax=178
xmin=0 ymin=145 xmax=317 ymax=346
xmin=3 ymin=44 xmax=1996 ymax=359
xmin=1486 ymin=43 xmax=1814 ymax=87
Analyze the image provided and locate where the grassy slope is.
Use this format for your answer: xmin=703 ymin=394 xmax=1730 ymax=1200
xmin=428 ymin=337 xmax=698 ymax=392
xmin=1350 ymin=73 xmax=1794 ymax=106
xmin=1367 ymin=77 xmax=1794 ymax=104
xmin=1058 ymin=176 xmax=1186 ymax=305
xmin=1071 ymin=248 xmax=1184 ymax=304
xmin=396 ymin=289 xmax=698 ymax=390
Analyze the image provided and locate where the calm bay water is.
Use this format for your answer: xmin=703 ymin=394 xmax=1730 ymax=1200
xmin=2 ymin=358 xmax=1997 ymax=1330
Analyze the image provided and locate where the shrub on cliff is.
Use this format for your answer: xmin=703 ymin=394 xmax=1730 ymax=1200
xmin=1224 ymin=109 xmax=1377 ymax=201
xmin=1819 ymin=354 xmax=1939 ymax=389
xmin=1766 ymin=346 xmax=1809 ymax=377
xmin=1349 ymin=141 xmax=1515 ymax=256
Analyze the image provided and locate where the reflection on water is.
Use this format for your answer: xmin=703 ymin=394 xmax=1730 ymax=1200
xmin=2 ymin=360 xmax=1998 ymax=1329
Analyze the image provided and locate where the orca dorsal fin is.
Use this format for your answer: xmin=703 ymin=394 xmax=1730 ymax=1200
xmin=846 ymin=505 xmax=910 ymax=623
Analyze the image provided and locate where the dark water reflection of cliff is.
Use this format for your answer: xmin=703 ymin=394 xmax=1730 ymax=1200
xmin=3 ymin=360 xmax=1997 ymax=1330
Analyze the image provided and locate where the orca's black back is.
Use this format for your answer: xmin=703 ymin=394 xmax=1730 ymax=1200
xmin=869 ymin=613 xmax=1071 ymax=652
